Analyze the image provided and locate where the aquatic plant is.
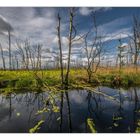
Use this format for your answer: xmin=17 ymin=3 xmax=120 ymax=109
xmin=29 ymin=120 xmax=45 ymax=133
xmin=52 ymin=105 xmax=60 ymax=113
xmin=87 ymin=118 xmax=97 ymax=133
xmin=136 ymin=120 xmax=140 ymax=133
xmin=36 ymin=108 xmax=50 ymax=115
xmin=113 ymin=116 xmax=123 ymax=121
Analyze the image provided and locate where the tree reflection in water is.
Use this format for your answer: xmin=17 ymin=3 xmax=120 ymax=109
xmin=0 ymin=87 xmax=140 ymax=132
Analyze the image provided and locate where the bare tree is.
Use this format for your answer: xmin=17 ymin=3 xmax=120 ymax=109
xmin=57 ymin=13 xmax=64 ymax=86
xmin=65 ymin=8 xmax=85 ymax=86
xmin=128 ymin=39 xmax=135 ymax=65
xmin=16 ymin=40 xmax=30 ymax=70
xmin=28 ymin=45 xmax=36 ymax=69
xmin=117 ymin=38 xmax=125 ymax=72
xmin=36 ymin=44 xmax=42 ymax=70
xmin=16 ymin=40 xmax=26 ymax=69
xmin=56 ymin=8 xmax=85 ymax=86
xmin=16 ymin=39 xmax=44 ymax=70
xmin=0 ymin=43 xmax=6 ymax=70
xmin=8 ymin=28 xmax=12 ymax=70
xmin=24 ymin=40 xmax=30 ymax=69
xmin=84 ymin=13 xmax=103 ymax=83
xmin=15 ymin=55 xmax=19 ymax=70
xmin=65 ymin=8 xmax=75 ymax=86
xmin=131 ymin=15 xmax=140 ymax=71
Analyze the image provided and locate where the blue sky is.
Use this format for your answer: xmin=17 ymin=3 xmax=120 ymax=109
xmin=0 ymin=7 xmax=140 ymax=66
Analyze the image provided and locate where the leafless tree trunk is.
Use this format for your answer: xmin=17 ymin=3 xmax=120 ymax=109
xmin=8 ymin=29 xmax=12 ymax=70
xmin=16 ymin=40 xmax=27 ymax=69
xmin=57 ymin=8 xmax=86 ymax=86
xmin=65 ymin=8 xmax=76 ymax=86
xmin=15 ymin=55 xmax=19 ymax=70
xmin=11 ymin=55 xmax=15 ymax=70
xmin=132 ymin=15 xmax=140 ymax=71
xmin=36 ymin=44 xmax=42 ymax=70
xmin=0 ymin=43 xmax=6 ymax=70
xmin=57 ymin=13 xmax=64 ymax=86
xmin=129 ymin=40 xmax=134 ymax=65
xmin=27 ymin=46 xmax=35 ymax=69
xmin=24 ymin=41 xmax=29 ymax=70
xmin=118 ymin=38 xmax=124 ymax=72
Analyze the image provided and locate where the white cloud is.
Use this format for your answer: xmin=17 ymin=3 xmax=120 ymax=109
xmin=96 ymin=16 xmax=132 ymax=42
xmin=102 ymin=27 xmax=132 ymax=42
xmin=0 ymin=15 xmax=13 ymax=33
xmin=79 ymin=7 xmax=91 ymax=16
xmin=79 ymin=7 xmax=112 ymax=16
xmin=98 ymin=16 xmax=131 ymax=33
xmin=0 ymin=8 xmax=134 ymax=68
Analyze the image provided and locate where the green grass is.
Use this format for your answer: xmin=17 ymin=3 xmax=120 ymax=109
xmin=0 ymin=67 xmax=140 ymax=94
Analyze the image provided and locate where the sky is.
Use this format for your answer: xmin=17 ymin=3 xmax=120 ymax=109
xmin=0 ymin=7 xmax=140 ymax=67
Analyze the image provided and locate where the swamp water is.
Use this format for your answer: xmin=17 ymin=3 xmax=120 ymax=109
xmin=0 ymin=86 xmax=140 ymax=133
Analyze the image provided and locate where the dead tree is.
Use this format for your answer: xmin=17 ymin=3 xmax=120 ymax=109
xmin=15 ymin=55 xmax=19 ymax=70
xmin=16 ymin=40 xmax=30 ymax=70
xmin=16 ymin=40 xmax=36 ymax=70
xmin=131 ymin=15 xmax=140 ymax=71
xmin=24 ymin=41 xmax=30 ymax=70
xmin=36 ymin=44 xmax=42 ymax=70
xmin=65 ymin=8 xmax=75 ymax=86
xmin=56 ymin=8 xmax=85 ymax=87
xmin=84 ymin=13 xmax=103 ymax=83
xmin=65 ymin=8 xmax=84 ymax=86
xmin=8 ymin=29 xmax=12 ymax=70
xmin=28 ymin=45 xmax=35 ymax=69
xmin=16 ymin=41 xmax=25 ymax=69
xmin=128 ymin=40 xmax=135 ymax=65
xmin=57 ymin=13 xmax=64 ymax=86
xmin=0 ymin=43 xmax=6 ymax=70
xmin=118 ymin=38 xmax=124 ymax=72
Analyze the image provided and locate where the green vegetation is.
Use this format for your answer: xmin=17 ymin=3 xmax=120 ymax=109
xmin=87 ymin=118 xmax=97 ymax=133
xmin=29 ymin=120 xmax=45 ymax=133
xmin=1 ymin=67 xmax=140 ymax=94
xmin=136 ymin=120 xmax=140 ymax=133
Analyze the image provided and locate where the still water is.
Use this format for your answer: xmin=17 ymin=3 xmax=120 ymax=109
xmin=0 ymin=86 xmax=140 ymax=133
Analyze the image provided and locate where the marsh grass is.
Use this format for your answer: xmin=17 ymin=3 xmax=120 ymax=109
xmin=0 ymin=67 xmax=140 ymax=93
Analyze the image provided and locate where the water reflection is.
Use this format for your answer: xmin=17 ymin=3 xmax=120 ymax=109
xmin=0 ymin=87 xmax=140 ymax=133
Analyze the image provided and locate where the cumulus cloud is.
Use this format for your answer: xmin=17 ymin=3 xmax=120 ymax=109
xmin=79 ymin=7 xmax=112 ymax=16
xmin=101 ymin=27 xmax=132 ymax=42
xmin=98 ymin=16 xmax=131 ymax=33
xmin=0 ymin=7 xmax=135 ymax=68
xmin=97 ymin=16 xmax=132 ymax=42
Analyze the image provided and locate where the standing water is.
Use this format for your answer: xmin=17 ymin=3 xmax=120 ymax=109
xmin=0 ymin=86 xmax=140 ymax=133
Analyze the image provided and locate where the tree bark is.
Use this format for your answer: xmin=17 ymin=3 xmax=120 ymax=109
xmin=0 ymin=43 xmax=6 ymax=70
xmin=57 ymin=13 xmax=64 ymax=86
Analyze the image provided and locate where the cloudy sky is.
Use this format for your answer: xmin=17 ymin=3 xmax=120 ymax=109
xmin=0 ymin=7 xmax=140 ymax=67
